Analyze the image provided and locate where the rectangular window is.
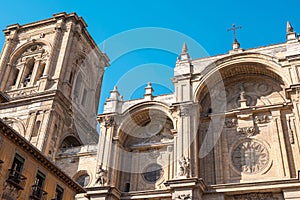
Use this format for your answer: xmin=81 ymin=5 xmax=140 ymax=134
xmin=31 ymin=171 xmax=47 ymax=199
xmin=10 ymin=154 xmax=25 ymax=183
xmin=55 ymin=185 xmax=64 ymax=200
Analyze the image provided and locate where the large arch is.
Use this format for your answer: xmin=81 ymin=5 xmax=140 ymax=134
xmin=193 ymin=52 xmax=290 ymax=103
xmin=115 ymin=101 xmax=175 ymax=192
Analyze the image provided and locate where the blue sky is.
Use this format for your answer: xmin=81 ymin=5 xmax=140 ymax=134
xmin=1 ymin=0 xmax=300 ymax=113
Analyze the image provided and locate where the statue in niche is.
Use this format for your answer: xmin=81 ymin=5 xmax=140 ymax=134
xmin=178 ymin=157 xmax=190 ymax=177
xmin=95 ymin=164 xmax=108 ymax=186
xmin=23 ymin=73 xmax=32 ymax=87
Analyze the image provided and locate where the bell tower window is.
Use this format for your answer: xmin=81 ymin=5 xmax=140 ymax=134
xmin=22 ymin=58 xmax=34 ymax=87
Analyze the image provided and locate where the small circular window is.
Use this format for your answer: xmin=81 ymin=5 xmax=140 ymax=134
xmin=76 ymin=174 xmax=90 ymax=187
xmin=142 ymin=164 xmax=163 ymax=183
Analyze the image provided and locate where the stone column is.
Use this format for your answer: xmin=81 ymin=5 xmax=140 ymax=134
xmin=29 ymin=58 xmax=41 ymax=86
xmin=36 ymin=110 xmax=51 ymax=152
xmin=270 ymin=109 xmax=291 ymax=178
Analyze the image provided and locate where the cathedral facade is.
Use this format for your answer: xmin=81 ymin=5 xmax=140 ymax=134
xmin=1 ymin=13 xmax=300 ymax=200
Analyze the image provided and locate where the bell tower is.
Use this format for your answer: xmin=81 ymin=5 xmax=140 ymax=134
xmin=0 ymin=12 xmax=109 ymax=159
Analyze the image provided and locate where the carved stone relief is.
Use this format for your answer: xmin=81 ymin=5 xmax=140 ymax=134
xmin=254 ymin=114 xmax=270 ymax=124
xmin=237 ymin=126 xmax=258 ymax=137
xmin=94 ymin=164 xmax=108 ymax=186
xmin=177 ymin=157 xmax=190 ymax=177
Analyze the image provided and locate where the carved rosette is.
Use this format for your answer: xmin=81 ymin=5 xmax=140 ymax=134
xmin=231 ymin=140 xmax=269 ymax=174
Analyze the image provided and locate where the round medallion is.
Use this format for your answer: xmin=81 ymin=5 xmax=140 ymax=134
xmin=232 ymin=140 xmax=269 ymax=174
xmin=142 ymin=164 xmax=164 ymax=183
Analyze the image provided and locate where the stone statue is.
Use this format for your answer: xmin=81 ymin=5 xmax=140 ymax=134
xmin=178 ymin=157 xmax=190 ymax=177
xmin=23 ymin=73 xmax=32 ymax=87
xmin=95 ymin=164 xmax=108 ymax=186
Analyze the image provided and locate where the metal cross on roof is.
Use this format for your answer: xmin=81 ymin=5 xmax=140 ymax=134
xmin=228 ymin=24 xmax=242 ymax=42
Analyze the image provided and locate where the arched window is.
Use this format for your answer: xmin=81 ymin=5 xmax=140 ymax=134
xmin=32 ymin=120 xmax=41 ymax=137
xmin=6 ymin=43 xmax=49 ymax=91
xmin=76 ymin=174 xmax=90 ymax=187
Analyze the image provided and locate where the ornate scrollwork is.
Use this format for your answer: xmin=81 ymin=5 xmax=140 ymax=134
xmin=175 ymin=194 xmax=192 ymax=200
xmin=254 ymin=115 xmax=270 ymax=124
xmin=225 ymin=118 xmax=237 ymax=128
xmin=237 ymin=126 xmax=258 ymax=137
xmin=104 ymin=116 xmax=114 ymax=128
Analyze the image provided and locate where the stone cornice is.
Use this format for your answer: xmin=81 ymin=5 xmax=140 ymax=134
xmin=0 ymin=119 xmax=85 ymax=194
xmin=207 ymin=178 xmax=300 ymax=194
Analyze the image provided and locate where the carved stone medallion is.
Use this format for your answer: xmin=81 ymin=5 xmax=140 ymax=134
xmin=232 ymin=140 xmax=269 ymax=174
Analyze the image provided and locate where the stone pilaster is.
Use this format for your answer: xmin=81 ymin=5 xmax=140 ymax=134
xmin=165 ymin=178 xmax=206 ymax=200
xmin=0 ymin=24 xmax=19 ymax=91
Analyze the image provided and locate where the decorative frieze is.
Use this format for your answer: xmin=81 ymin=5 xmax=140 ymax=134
xmin=233 ymin=192 xmax=278 ymax=200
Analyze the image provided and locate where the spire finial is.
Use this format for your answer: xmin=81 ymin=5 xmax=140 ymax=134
xmin=182 ymin=42 xmax=188 ymax=53
xmin=177 ymin=42 xmax=190 ymax=61
xmin=287 ymin=21 xmax=294 ymax=33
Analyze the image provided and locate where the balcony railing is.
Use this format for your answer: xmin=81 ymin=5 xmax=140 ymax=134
xmin=30 ymin=185 xmax=48 ymax=200
xmin=6 ymin=169 xmax=27 ymax=190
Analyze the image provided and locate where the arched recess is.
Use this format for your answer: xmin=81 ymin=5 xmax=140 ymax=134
xmin=73 ymin=170 xmax=91 ymax=187
xmin=194 ymin=55 xmax=297 ymax=185
xmin=115 ymin=102 xmax=175 ymax=192
xmin=59 ymin=135 xmax=82 ymax=149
